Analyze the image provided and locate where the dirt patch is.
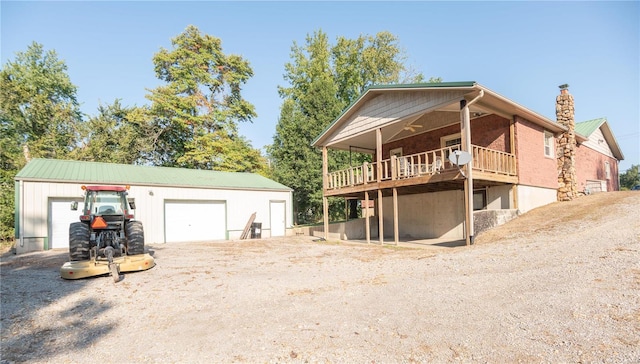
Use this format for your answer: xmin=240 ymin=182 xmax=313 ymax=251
xmin=1 ymin=192 xmax=639 ymax=363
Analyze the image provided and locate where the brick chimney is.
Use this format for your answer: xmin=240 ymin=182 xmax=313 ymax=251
xmin=556 ymin=84 xmax=578 ymax=201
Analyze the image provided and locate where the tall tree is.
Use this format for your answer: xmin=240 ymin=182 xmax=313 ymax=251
xmin=269 ymin=30 xmax=426 ymax=224
xmin=70 ymin=100 xmax=154 ymax=164
xmin=146 ymin=25 xmax=265 ymax=172
xmin=0 ymin=42 xmax=82 ymax=242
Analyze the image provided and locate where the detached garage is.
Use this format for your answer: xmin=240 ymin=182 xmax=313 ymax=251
xmin=14 ymin=159 xmax=293 ymax=254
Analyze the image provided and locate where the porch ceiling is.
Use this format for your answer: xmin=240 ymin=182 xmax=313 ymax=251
xmin=337 ymin=106 xmax=491 ymax=153
xmin=314 ymin=82 xmax=565 ymax=152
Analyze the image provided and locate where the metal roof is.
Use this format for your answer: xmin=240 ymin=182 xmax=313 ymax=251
xmin=575 ymin=117 xmax=606 ymax=137
xmin=15 ymin=159 xmax=292 ymax=191
xmin=575 ymin=117 xmax=624 ymax=160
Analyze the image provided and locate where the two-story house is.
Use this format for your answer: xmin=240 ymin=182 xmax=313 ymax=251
xmin=312 ymin=82 xmax=623 ymax=245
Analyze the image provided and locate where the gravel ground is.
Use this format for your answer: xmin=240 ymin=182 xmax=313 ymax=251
xmin=1 ymin=192 xmax=639 ymax=363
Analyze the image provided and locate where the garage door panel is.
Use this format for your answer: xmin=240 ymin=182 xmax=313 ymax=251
xmin=50 ymin=200 xmax=84 ymax=249
xmin=165 ymin=201 xmax=226 ymax=243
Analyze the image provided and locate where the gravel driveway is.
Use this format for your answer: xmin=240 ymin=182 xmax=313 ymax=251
xmin=1 ymin=192 xmax=638 ymax=363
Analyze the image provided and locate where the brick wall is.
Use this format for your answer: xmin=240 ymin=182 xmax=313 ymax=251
xmin=514 ymin=116 xmax=557 ymax=189
xmin=380 ymin=115 xmax=511 ymax=158
xmin=471 ymin=115 xmax=511 ymax=152
xmin=575 ymin=144 xmax=620 ymax=192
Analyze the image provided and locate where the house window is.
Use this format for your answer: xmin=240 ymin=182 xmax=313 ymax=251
xmin=544 ymin=131 xmax=554 ymax=157
xmin=473 ymin=190 xmax=487 ymax=211
xmin=605 ymin=161 xmax=611 ymax=180
xmin=390 ymin=147 xmax=402 ymax=158
xmin=441 ymin=133 xmax=462 ymax=149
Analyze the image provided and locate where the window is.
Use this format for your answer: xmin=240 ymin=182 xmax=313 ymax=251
xmin=473 ymin=190 xmax=487 ymax=211
xmin=544 ymin=131 xmax=554 ymax=157
xmin=605 ymin=161 xmax=611 ymax=180
xmin=441 ymin=133 xmax=462 ymax=149
xmin=390 ymin=147 xmax=402 ymax=158
xmin=441 ymin=133 xmax=462 ymax=162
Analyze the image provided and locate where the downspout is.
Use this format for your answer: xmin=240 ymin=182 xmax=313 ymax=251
xmin=460 ymin=89 xmax=484 ymax=246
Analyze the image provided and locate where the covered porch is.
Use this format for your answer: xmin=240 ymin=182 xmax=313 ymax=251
xmin=312 ymin=82 xmax=562 ymax=245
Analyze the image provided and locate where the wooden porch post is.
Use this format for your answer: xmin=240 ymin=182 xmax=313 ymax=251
xmin=393 ymin=187 xmax=399 ymax=245
xmin=322 ymin=146 xmax=329 ymax=240
xmin=510 ymin=117 xmax=518 ymax=211
xmin=461 ymin=99 xmax=474 ymax=246
xmin=365 ymin=191 xmax=370 ymax=244
xmin=376 ymin=128 xmax=382 ymax=183
xmin=377 ymin=189 xmax=384 ymax=245
xmin=376 ymin=128 xmax=384 ymax=245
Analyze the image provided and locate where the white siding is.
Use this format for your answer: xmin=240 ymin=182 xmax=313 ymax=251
xmin=582 ymin=127 xmax=614 ymax=158
xmin=17 ymin=181 xmax=292 ymax=254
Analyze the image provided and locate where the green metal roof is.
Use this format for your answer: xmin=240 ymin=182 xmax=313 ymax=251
xmin=575 ymin=117 xmax=606 ymax=137
xmin=15 ymin=159 xmax=292 ymax=191
xmin=365 ymin=81 xmax=477 ymax=91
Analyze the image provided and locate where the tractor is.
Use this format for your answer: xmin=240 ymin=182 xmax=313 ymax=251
xmin=60 ymin=185 xmax=155 ymax=282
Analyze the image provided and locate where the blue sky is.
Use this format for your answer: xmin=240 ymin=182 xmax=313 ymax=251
xmin=2 ymin=1 xmax=639 ymax=171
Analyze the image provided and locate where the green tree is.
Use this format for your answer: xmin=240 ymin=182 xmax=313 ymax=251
xmin=619 ymin=164 xmax=639 ymax=190
xmin=269 ymin=30 xmax=427 ymax=224
xmin=146 ymin=25 xmax=265 ymax=172
xmin=0 ymin=42 xmax=82 ymax=243
xmin=70 ymin=100 xmax=155 ymax=164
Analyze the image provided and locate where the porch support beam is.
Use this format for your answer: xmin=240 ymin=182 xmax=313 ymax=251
xmin=365 ymin=191 xmax=371 ymax=244
xmin=393 ymin=187 xmax=399 ymax=245
xmin=461 ymin=100 xmax=473 ymax=246
xmin=510 ymin=117 xmax=518 ymax=211
xmin=461 ymin=90 xmax=484 ymax=246
xmin=376 ymin=127 xmax=384 ymax=245
xmin=376 ymin=128 xmax=382 ymax=182
xmin=322 ymin=146 xmax=329 ymax=240
xmin=377 ymin=189 xmax=384 ymax=245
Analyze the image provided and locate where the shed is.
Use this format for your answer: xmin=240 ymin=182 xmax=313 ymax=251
xmin=14 ymin=159 xmax=293 ymax=254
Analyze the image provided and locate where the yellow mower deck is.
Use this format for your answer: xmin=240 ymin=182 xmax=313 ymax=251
xmin=60 ymin=253 xmax=155 ymax=280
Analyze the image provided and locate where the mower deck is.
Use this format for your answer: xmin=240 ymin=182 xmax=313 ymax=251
xmin=60 ymin=253 xmax=155 ymax=280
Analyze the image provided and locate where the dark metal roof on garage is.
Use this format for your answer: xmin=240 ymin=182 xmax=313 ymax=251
xmin=15 ymin=159 xmax=292 ymax=191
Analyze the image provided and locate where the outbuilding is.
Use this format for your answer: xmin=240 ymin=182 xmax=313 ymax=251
xmin=14 ymin=158 xmax=293 ymax=254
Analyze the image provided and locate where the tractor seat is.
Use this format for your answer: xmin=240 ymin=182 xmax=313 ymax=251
xmin=99 ymin=206 xmax=116 ymax=214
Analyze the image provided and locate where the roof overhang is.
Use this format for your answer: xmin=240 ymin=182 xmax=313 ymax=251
xmin=313 ymin=82 xmax=566 ymax=152
xmin=576 ymin=119 xmax=624 ymax=160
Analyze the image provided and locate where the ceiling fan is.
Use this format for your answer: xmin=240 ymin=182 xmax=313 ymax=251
xmin=403 ymin=123 xmax=423 ymax=133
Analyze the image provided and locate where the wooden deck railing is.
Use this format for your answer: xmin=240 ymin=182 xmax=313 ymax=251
xmin=472 ymin=145 xmax=517 ymax=176
xmin=326 ymin=144 xmax=516 ymax=190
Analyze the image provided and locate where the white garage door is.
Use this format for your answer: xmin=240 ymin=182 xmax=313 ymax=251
xmin=164 ymin=201 xmax=226 ymax=243
xmin=50 ymin=200 xmax=84 ymax=249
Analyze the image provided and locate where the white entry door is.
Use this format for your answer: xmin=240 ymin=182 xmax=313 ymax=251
xmin=270 ymin=201 xmax=286 ymax=237
xmin=164 ymin=201 xmax=226 ymax=243
xmin=50 ymin=200 xmax=84 ymax=249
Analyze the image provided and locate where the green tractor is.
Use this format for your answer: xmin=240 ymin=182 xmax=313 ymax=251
xmin=60 ymin=185 xmax=155 ymax=282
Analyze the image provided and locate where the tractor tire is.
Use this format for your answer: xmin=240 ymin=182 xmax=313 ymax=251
xmin=69 ymin=222 xmax=90 ymax=261
xmin=126 ymin=220 xmax=145 ymax=255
